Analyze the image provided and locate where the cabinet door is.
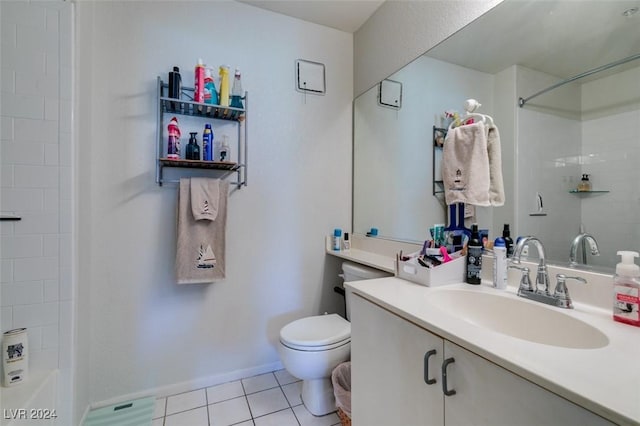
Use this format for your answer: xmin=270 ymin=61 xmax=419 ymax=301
xmin=350 ymin=295 xmax=445 ymax=426
xmin=443 ymin=341 xmax=614 ymax=426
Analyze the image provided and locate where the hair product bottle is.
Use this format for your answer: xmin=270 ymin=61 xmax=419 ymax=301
xmin=203 ymin=124 xmax=213 ymax=161
xmin=613 ymin=251 xmax=640 ymax=327
xmin=166 ymin=117 xmax=181 ymax=160
xmin=466 ymin=223 xmax=482 ymax=285
xmin=194 ymin=59 xmax=206 ymax=103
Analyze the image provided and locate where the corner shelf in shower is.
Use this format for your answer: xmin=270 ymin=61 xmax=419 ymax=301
xmin=568 ymin=190 xmax=609 ymax=195
xmin=155 ymin=76 xmax=248 ymax=187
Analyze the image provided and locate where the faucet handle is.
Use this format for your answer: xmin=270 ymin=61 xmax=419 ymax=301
xmin=553 ymin=274 xmax=587 ymax=309
xmin=509 ymin=265 xmax=534 ymax=293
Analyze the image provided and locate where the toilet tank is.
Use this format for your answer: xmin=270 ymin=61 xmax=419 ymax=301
xmin=342 ymin=262 xmax=392 ymax=320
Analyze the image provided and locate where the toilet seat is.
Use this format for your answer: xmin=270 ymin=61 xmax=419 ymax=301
xmin=280 ymin=314 xmax=350 ymax=351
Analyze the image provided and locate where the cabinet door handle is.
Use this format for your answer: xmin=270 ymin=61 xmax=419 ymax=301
xmin=423 ymin=349 xmax=437 ymax=385
xmin=442 ymin=357 xmax=456 ymax=396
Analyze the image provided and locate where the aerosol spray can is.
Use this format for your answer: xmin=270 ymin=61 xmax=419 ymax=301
xmin=2 ymin=328 xmax=28 ymax=387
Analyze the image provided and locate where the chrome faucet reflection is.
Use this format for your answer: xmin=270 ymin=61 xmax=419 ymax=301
xmin=569 ymin=232 xmax=600 ymax=266
xmin=512 ymin=236 xmax=587 ymax=309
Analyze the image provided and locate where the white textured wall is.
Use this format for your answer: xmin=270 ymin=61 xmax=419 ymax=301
xmin=353 ymin=0 xmax=503 ymax=97
xmin=75 ymin=0 xmax=352 ymax=411
xmin=0 ymin=1 xmax=73 ymax=424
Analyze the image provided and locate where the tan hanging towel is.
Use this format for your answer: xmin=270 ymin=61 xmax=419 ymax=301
xmin=176 ymin=178 xmax=228 ymax=284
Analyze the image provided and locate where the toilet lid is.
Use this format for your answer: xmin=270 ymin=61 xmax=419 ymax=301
xmin=280 ymin=314 xmax=350 ymax=349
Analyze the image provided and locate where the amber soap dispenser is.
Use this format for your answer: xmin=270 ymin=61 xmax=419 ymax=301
xmin=577 ymin=174 xmax=592 ymax=192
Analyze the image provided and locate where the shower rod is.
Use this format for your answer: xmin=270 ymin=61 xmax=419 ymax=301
xmin=518 ymin=52 xmax=640 ymax=108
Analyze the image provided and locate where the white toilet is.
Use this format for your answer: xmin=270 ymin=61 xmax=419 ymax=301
xmin=278 ymin=262 xmax=391 ymax=416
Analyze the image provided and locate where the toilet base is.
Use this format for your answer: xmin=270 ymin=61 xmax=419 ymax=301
xmin=301 ymin=377 xmax=336 ymax=416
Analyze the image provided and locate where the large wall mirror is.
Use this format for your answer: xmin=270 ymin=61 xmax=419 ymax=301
xmin=354 ymin=0 xmax=640 ymax=270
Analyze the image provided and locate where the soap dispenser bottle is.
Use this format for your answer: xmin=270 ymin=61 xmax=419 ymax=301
xmin=613 ymin=251 xmax=640 ymax=327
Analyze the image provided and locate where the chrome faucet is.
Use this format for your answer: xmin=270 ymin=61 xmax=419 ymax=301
xmin=569 ymin=232 xmax=600 ymax=266
xmin=511 ymin=236 xmax=587 ymax=309
xmin=513 ymin=236 xmax=550 ymax=294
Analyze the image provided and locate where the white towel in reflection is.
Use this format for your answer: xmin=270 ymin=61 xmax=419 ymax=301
xmin=487 ymin=125 xmax=505 ymax=206
xmin=442 ymin=122 xmax=491 ymax=206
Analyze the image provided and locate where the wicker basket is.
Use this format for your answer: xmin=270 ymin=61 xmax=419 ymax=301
xmin=337 ymin=407 xmax=351 ymax=426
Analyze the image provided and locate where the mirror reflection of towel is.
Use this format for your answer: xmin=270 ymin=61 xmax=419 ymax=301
xmin=442 ymin=122 xmax=504 ymax=207
xmin=176 ymin=178 xmax=228 ymax=284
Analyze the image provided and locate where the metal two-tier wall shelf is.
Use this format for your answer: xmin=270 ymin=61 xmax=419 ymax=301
xmin=156 ymin=76 xmax=248 ymax=188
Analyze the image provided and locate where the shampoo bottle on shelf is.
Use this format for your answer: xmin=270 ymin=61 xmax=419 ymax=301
xmin=493 ymin=237 xmax=507 ymax=289
xmin=194 ymin=59 xmax=206 ymax=103
xmin=204 ymin=67 xmax=218 ymax=106
xmin=168 ymin=66 xmax=181 ymax=100
xmin=613 ymin=251 xmax=640 ymax=327
xmin=203 ymin=124 xmax=213 ymax=161
xmin=218 ymin=65 xmax=230 ymax=107
xmin=466 ymin=223 xmax=482 ymax=285
xmin=166 ymin=117 xmax=181 ymax=160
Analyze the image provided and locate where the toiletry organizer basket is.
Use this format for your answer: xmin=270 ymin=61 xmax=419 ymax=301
xmin=395 ymin=252 xmax=466 ymax=287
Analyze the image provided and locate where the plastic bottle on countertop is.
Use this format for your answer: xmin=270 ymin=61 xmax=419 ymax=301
xmin=194 ymin=59 xmax=206 ymax=103
xmin=502 ymin=224 xmax=514 ymax=258
xmin=204 ymin=67 xmax=218 ymax=106
xmin=218 ymin=65 xmax=230 ymax=107
xmin=166 ymin=117 xmax=181 ymax=160
xmin=202 ymin=124 xmax=213 ymax=161
xmin=493 ymin=237 xmax=507 ymax=289
xmin=466 ymin=223 xmax=482 ymax=285
xmin=332 ymin=229 xmax=342 ymax=251
xmin=613 ymin=251 xmax=640 ymax=327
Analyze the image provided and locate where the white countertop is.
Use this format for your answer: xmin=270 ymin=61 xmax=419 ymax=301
xmin=346 ymin=277 xmax=640 ymax=425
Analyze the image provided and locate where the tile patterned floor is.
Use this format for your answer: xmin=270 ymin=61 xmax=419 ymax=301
xmin=152 ymin=370 xmax=341 ymax=426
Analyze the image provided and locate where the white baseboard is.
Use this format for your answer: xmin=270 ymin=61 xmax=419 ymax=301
xmin=85 ymin=361 xmax=284 ymax=415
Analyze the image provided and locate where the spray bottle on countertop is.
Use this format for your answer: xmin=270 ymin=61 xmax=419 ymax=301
xmin=166 ymin=117 xmax=181 ymax=160
xmin=466 ymin=223 xmax=482 ymax=285
xmin=613 ymin=251 xmax=640 ymax=327
xmin=493 ymin=237 xmax=507 ymax=289
xmin=202 ymin=124 xmax=213 ymax=161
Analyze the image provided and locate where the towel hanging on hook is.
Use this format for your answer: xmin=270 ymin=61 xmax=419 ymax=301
xmin=447 ymin=99 xmax=495 ymax=132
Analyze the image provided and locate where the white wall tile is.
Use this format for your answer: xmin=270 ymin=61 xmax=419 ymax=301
xmin=59 ymin=100 xmax=71 ymax=132
xmin=14 ymin=212 xmax=59 ymax=234
xmin=12 ymin=301 xmax=58 ymax=327
xmin=45 ymin=98 xmax=59 ymax=122
xmin=1 ymin=117 xmax=14 ymax=140
xmin=1 ymin=21 xmax=16 ymax=48
xmin=44 ymin=188 xmax=60 ymax=211
xmin=28 ymin=325 xmax=43 ymax=350
xmin=1 ymin=43 xmax=46 ymax=75
xmin=59 ymin=205 xmax=70 ymax=234
xmin=14 ymin=118 xmax=58 ymax=143
xmin=1 ymin=70 xmax=16 ymax=93
xmin=1 ymin=234 xmax=43 ymax=258
xmin=0 ymin=187 xmax=44 ymax=211
xmin=16 ymin=18 xmax=49 ymax=51
xmin=44 ymin=280 xmax=59 ymax=302
xmin=13 ymin=256 xmax=58 ymax=282
xmin=43 ymin=234 xmax=59 ymax=257
xmin=1 ymin=165 xmax=14 ymax=187
xmin=0 ymin=260 xmax=13 ymax=283
xmin=59 ymin=132 xmax=71 ymax=166
xmin=42 ymin=323 xmax=58 ymax=348
xmin=0 ymin=221 xmax=15 ymax=236
xmin=2 ymin=2 xmax=47 ymax=29
xmin=30 ymin=348 xmax=59 ymax=370
xmin=59 ymin=300 xmax=71 ymax=368
xmin=1 ymin=281 xmax=44 ymax=306
xmin=0 ymin=306 xmax=13 ymax=332
xmin=59 ymin=267 xmax=71 ymax=301
xmin=0 ymin=91 xmax=45 ymax=120
xmin=1 ymin=141 xmax=46 ymax=165
xmin=14 ymin=165 xmax=59 ymax=188
xmin=59 ymin=166 xmax=71 ymax=200
xmin=46 ymin=9 xmax=59 ymax=33
xmin=59 ymin=234 xmax=70 ymax=268
xmin=15 ymin=71 xmax=58 ymax=98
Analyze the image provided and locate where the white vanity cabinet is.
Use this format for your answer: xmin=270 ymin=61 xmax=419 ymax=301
xmin=350 ymin=294 xmax=613 ymax=426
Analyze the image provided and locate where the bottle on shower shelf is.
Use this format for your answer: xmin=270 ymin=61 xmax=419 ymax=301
xmin=230 ymin=68 xmax=244 ymax=118
xmin=166 ymin=117 xmax=181 ymax=160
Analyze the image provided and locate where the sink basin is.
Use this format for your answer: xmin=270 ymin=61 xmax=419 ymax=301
xmin=426 ymin=289 xmax=609 ymax=349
